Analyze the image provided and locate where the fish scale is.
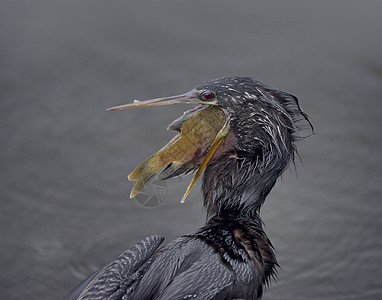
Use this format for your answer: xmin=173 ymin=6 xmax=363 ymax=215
xmin=128 ymin=105 xmax=226 ymax=199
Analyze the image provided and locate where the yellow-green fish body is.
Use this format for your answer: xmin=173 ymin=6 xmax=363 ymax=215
xmin=128 ymin=105 xmax=226 ymax=198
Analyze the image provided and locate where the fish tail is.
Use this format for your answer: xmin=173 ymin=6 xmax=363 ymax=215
xmin=128 ymin=156 xmax=162 ymax=198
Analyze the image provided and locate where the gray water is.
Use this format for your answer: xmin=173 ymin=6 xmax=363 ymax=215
xmin=1 ymin=1 xmax=382 ymax=299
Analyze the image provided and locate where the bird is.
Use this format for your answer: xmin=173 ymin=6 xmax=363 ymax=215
xmin=66 ymin=76 xmax=312 ymax=300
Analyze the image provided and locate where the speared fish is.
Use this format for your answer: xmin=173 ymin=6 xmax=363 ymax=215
xmin=107 ymin=94 xmax=229 ymax=203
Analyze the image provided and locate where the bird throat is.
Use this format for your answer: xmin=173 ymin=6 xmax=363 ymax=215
xmin=202 ymin=144 xmax=287 ymax=219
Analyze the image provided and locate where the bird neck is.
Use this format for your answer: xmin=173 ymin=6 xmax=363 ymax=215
xmin=194 ymin=214 xmax=277 ymax=294
xmin=202 ymin=145 xmax=293 ymax=219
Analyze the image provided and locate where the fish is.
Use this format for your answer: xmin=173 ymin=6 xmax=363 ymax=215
xmin=128 ymin=105 xmax=227 ymax=202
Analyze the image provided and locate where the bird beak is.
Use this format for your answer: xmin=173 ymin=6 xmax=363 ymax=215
xmin=107 ymin=91 xmax=197 ymax=111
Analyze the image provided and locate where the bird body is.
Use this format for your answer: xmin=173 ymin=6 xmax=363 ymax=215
xmin=73 ymin=217 xmax=275 ymax=300
xmin=67 ymin=77 xmax=312 ymax=300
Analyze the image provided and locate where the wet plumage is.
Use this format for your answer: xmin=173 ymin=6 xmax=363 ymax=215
xmin=66 ymin=76 xmax=312 ymax=300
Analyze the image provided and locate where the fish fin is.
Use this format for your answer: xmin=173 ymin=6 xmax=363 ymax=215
xmin=167 ymin=118 xmax=183 ymax=132
xmin=167 ymin=106 xmax=204 ymax=132
xmin=157 ymin=161 xmax=195 ymax=180
xmin=180 ymin=121 xmax=230 ymax=203
xmin=128 ymin=156 xmax=161 ymax=199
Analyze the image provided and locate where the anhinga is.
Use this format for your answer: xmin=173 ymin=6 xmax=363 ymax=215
xmin=66 ymin=77 xmax=312 ymax=300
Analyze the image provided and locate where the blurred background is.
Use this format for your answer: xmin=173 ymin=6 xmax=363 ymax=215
xmin=1 ymin=0 xmax=382 ymax=299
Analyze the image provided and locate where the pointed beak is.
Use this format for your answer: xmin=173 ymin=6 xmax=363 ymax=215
xmin=107 ymin=91 xmax=197 ymax=111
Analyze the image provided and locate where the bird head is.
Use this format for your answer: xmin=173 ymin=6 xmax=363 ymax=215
xmin=108 ymin=77 xmax=312 ymax=214
xmin=109 ymin=76 xmax=311 ymax=151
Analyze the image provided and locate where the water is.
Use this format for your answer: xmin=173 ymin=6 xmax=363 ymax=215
xmin=1 ymin=1 xmax=382 ymax=299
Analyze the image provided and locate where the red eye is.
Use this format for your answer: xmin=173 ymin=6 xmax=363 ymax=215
xmin=201 ymin=91 xmax=215 ymax=101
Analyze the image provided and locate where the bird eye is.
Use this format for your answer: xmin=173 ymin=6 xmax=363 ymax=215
xmin=200 ymin=91 xmax=215 ymax=101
